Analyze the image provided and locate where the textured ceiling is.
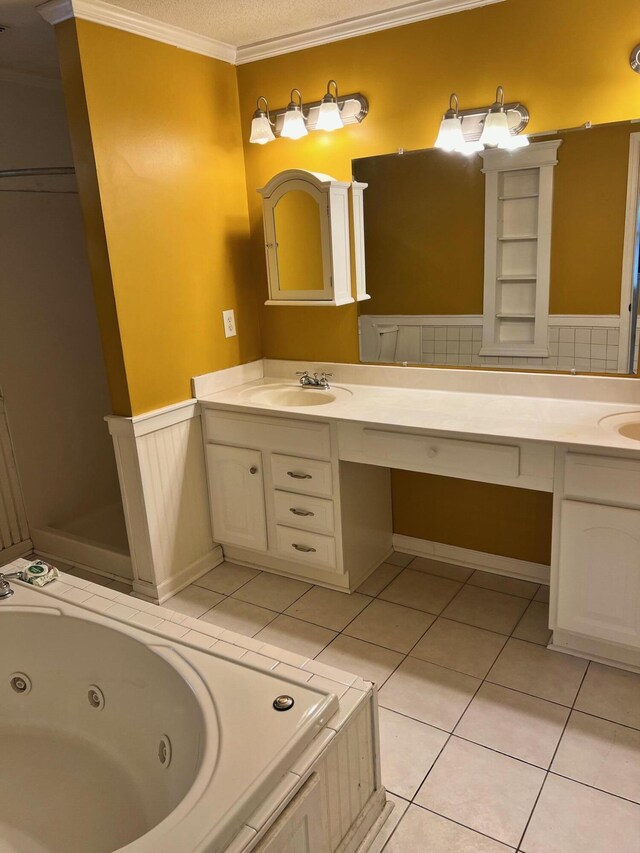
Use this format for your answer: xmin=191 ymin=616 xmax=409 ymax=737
xmin=92 ymin=0 xmax=430 ymax=48
xmin=0 ymin=0 xmax=60 ymax=77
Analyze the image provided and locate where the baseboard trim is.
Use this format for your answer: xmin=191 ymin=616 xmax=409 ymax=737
xmin=0 ymin=539 xmax=34 ymax=566
xmin=32 ymin=526 xmax=132 ymax=580
xmin=392 ymin=534 xmax=550 ymax=584
xmin=550 ymin=629 xmax=640 ymax=672
xmin=133 ymin=544 xmax=224 ymax=604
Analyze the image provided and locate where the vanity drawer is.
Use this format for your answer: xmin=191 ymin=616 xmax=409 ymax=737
xmin=565 ymin=453 xmax=640 ymax=508
xmin=275 ymin=525 xmax=337 ymax=570
xmin=271 ymin=454 xmax=334 ymax=497
xmin=203 ymin=410 xmax=331 ymax=459
xmin=273 ymin=490 xmax=335 ymax=535
xmin=339 ymin=424 xmax=520 ymax=482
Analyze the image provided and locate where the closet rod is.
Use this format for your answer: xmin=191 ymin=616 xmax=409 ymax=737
xmin=0 ymin=166 xmax=75 ymax=178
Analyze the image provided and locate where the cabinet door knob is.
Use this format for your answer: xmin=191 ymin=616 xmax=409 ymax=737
xmin=249 ymin=466 xmax=258 ymax=474
xmin=288 ymin=471 xmax=312 ymax=480
xmin=292 ymin=543 xmax=317 ymax=553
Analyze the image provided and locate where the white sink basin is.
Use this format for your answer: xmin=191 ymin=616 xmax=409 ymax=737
xmin=598 ymin=411 xmax=640 ymax=441
xmin=240 ymin=383 xmax=352 ymax=407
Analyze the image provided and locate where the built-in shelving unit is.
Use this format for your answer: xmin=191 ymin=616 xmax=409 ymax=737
xmin=479 ymin=141 xmax=562 ymax=357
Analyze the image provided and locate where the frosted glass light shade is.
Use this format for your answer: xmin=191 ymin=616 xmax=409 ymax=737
xmin=435 ymin=116 xmax=465 ymax=152
xmin=316 ymin=100 xmax=344 ymax=132
xmin=500 ymin=133 xmax=530 ymax=150
xmin=281 ymin=108 xmax=308 ymax=139
xmin=457 ymin=139 xmax=484 ymax=156
xmin=480 ymin=110 xmax=511 ymax=147
xmin=249 ymin=114 xmax=275 ymax=145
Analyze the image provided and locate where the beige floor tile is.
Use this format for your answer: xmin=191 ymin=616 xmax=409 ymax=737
xmin=164 ymin=586 xmax=225 ymax=618
xmin=344 ymin=600 xmax=435 ymax=654
xmin=416 ymin=738 xmax=545 ymax=847
xmin=356 ymin=563 xmax=403 ymax=596
xmin=487 ymin=639 xmax=588 ymax=706
xmin=254 ymin=614 xmax=336 ymax=658
xmin=534 ymin=585 xmax=550 ymax=603
xmin=380 ymin=569 xmax=462 ymax=615
xmin=368 ymin=794 xmax=409 ymax=853
xmin=386 ymin=551 xmax=414 ymax=567
xmin=379 ymin=657 xmax=480 ymax=731
xmin=455 ymin=682 xmax=569 ymax=768
xmin=232 ymin=572 xmax=310 ymax=612
xmin=410 ymin=557 xmax=474 ymax=582
xmin=315 ymin=635 xmax=403 ymax=688
xmin=442 ymin=585 xmax=529 ymax=634
xmin=194 ymin=562 xmax=260 ymax=595
xmin=552 ymin=710 xmax=640 ymax=802
xmin=468 ymin=570 xmax=539 ymax=600
xmin=384 ymin=805 xmax=513 ymax=853
xmin=378 ymin=708 xmax=449 ymax=799
xmin=575 ymin=662 xmax=640 ymax=729
xmin=521 ymin=774 xmax=640 ymax=853
xmin=411 ymin=618 xmax=507 ymax=679
xmin=68 ymin=567 xmax=112 ymax=586
xmin=512 ymin=600 xmax=552 ymax=646
xmin=107 ymin=580 xmax=133 ymax=593
xmin=284 ymin=586 xmax=371 ymax=631
xmin=201 ymin=597 xmax=276 ymax=636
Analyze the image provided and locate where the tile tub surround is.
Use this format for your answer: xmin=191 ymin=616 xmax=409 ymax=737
xmin=3 ymin=558 xmax=382 ymax=853
xmin=165 ymin=552 xmax=640 ymax=853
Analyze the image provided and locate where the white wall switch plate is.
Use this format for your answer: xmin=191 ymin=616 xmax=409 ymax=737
xmin=222 ymin=309 xmax=236 ymax=338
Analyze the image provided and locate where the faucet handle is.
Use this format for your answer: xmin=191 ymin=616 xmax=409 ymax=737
xmin=296 ymin=371 xmax=309 ymax=376
xmin=321 ymin=372 xmax=333 ymax=378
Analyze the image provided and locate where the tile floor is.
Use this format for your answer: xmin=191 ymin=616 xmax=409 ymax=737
xmin=59 ymin=552 xmax=640 ymax=853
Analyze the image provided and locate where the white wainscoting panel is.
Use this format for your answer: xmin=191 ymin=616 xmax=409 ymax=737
xmin=107 ymin=400 xmax=222 ymax=602
xmin=0 ymin=398 xmax=31 ymax=561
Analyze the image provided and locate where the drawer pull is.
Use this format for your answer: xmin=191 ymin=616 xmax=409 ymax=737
xmin=287 ymin=471 xmax=312 ymax=480
xmin=292 ymin=543 xmax=317 ymax=553
xmin=290 ymin=508 xmax=315 ymax=517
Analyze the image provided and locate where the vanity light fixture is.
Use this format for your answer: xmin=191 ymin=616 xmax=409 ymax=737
xmin=280 ymin=89 xmax=308 ymax=140
xmin=316 ymin=80 xmax=344 ymax=132
xmin=434 ymin=93 xmax=466 ymax=152
xmin=248 ymin=84 xmax=368 ymax=144
xmin=249 ymin=96 xmax=276 ymax=145
xmin=479 ymin=86 xmax=512 ymax=148
xmin=631 ymin=44 xmax=640 ymax=73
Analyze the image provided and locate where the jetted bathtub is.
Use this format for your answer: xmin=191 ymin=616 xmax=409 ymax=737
xmin=0 ymin=582 xmax=339 ymax=853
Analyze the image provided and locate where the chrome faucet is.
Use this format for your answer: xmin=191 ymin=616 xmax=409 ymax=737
xmin=0 ymin=570 xmax=24 ymax=600
xmin=296 ymin=371 xmax=333 ymax=390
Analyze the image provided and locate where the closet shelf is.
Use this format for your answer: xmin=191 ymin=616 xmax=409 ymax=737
xmin=498 ymin=192 xmax=539 ymax=200
xmin=498 ymin=235 xmax=538 ymax=242
xmin=496 ymin=313 xmax=536 ymax=320
xmin=497 ymin=275 xmax=537 ymax=281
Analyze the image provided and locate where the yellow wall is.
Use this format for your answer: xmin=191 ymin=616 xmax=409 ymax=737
xmin=57 ymin=20 xmax=261 ymax=415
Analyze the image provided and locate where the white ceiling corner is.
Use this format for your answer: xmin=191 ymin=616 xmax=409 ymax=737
xmin=34 ymin=0 xmax=505 ymax=65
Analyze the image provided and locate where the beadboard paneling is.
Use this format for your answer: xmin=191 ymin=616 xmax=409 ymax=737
xmin=0 ymin=400 xmax=30 ymax=554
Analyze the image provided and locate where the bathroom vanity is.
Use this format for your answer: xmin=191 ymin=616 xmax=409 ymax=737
xmin=198 ymin=359 xmax=640 ymax=672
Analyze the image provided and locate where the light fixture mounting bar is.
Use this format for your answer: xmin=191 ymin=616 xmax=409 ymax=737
xmin=269 ymin=93 xmax=368 ymax=137
xmin=459 ymin=101 xmax=529 ymax=141
xmin=631 ymin=44 xmax=640 ymax=73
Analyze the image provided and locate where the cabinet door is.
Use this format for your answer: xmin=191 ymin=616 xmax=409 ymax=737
xmin=557 ymin=500 xmax=640 ymax=647
xmin=206 ymin=444 xmax=267 ymax=552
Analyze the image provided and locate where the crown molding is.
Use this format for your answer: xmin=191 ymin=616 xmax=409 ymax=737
xmin=235 ymin=0 xmax=505 ymax=64
xmin=0 ymin=67 xmax=62 ymax=90
xmin=37 ymin=0 xmax=236 ymax=64
xmin=37 ymin=0 xmax=504 ymax=66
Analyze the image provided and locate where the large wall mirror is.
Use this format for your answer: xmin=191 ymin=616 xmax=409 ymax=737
xmin=354 ymin=121 xmax=640 ymax=375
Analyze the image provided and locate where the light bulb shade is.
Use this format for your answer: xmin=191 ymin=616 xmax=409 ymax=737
xmin=499 ymin=133 xmax=530 ymax=151
xmin=480 ymin=110 xmax=510 ymax=147
xmin=435 ymin=116 xmax=465 ymax=152
xmin=281 ymin=107 xmax=308 ymax=139
xmin=249 ymin=114 xmax=275 ymax=145
xmin=316 ymin=100 xmax=344 ymax=132
xmin=456 ymin=139 xmax=484 ymax=156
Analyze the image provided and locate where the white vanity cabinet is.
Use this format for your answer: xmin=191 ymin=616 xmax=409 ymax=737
xmin=202 ymin=408 xmax=392 ymax=590
xmin=552 ymin=452 xmax=640 ymax=667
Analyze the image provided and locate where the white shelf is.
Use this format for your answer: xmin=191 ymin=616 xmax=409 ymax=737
xmin=498 ymin=235 xmax=538 ymax=242
xmin=498 ymin=193 xmax=540 ymax=200
xmin=498 ymin=275 xmax=537 ymax=281
xmin=496 ymin=313 xmax=535 ymax=319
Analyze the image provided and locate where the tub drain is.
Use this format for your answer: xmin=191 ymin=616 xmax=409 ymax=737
xmin=87 ymin=685 xmax=105 ymax=710
xmin=158 ymin=735 xmax=172 ymax=768
xmin=10 ymin=673 xmax=31 ymax=694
